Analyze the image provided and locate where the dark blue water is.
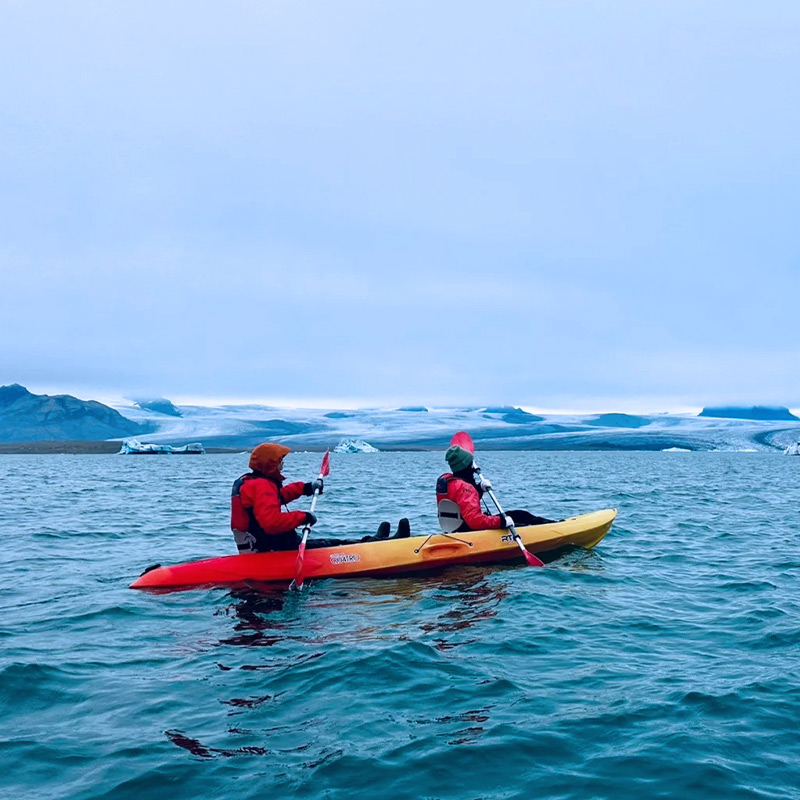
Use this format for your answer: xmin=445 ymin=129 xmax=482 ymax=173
xmin=2 ymin=452 xmax=798 ymax=800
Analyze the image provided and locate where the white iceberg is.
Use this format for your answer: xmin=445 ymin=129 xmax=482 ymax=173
xmin=784 ymin=442 xmax=800 ymax=456
xmin=333 ymin=438 xmax=379 ymax=454
xmin=119 ymin=438 xmax=205 ymax=455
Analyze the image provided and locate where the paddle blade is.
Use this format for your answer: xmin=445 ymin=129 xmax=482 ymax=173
xmin=320 ymin=450 xmax=330 ymax=477
xmin=293 ymin=541 xmax=307 ymax=589
xmin=522 ymin=548 xmax=545 ymax=567
xmin=450 ymin=431 xmax=475 ymax=454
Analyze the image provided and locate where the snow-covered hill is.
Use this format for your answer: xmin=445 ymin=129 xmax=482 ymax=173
xmin=108 ymin=401 xmax=800 ymax=452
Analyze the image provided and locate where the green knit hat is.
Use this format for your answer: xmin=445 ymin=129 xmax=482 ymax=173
xmin=445 ymin=444 xmax=473 ymax=473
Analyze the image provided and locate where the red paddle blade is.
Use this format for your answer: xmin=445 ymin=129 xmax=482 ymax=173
xmin=320 ymin=450 xmax=330 ymax=477
xmin=523 ymin=548 xmax=545 ymax=567
xmin=450 ymin=431 xmax=475 ymax=454
xmin=293 ymin=541 xmax=307 ymax=588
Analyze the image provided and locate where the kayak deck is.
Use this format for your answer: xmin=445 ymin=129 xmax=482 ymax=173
xmin=130 ymin=508 xmax=617 ymax=591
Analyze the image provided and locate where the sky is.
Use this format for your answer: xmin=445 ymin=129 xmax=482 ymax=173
xmin=1 ymin=1 xmax=798 ymax=412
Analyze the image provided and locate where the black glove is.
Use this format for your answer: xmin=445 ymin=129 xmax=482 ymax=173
xmin=303 ymin=479 xmax=324 ymax=496
xmin=304 ymin=512 xmax=317 ymax=526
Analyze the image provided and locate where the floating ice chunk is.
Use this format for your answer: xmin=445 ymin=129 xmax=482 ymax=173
xmin=333 ymin=438 xmax=379 ymax=454
xmin=119 ymin=438 xmax=205 ymax=454
xmin=784 ymin=442 xmax=800 ymax=455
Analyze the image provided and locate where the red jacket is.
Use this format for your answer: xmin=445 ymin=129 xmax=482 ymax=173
xmin=231 ymin=474 xmax=308 ymax=536
xmin=436 ymin=473 xmax=503 ymax=531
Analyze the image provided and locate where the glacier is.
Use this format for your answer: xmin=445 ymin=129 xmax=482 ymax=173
xmin=108 ymin=401 xmax=800 ymax=453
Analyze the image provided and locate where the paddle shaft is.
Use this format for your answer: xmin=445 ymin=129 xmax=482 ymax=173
xmin=298 ymin=482 xmax=322 ymax=543
xmin=474 ymin=466 xmax=544 ymax=567
xmin=291 ymin=459 xmax=328 ymax=590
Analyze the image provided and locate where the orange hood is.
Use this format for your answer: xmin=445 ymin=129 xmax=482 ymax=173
xmin=249 ymin=443 xmax=291 ymax=479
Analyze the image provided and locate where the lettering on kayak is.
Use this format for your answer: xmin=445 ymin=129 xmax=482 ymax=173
xmin=329 ymin=553 xmax=361 ymax=565
xmin=501 ymin=534 xmax=514 ymax=543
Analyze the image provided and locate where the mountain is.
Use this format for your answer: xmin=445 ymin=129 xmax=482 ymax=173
xmin=698 ymin=406 xmax=800 ymax=422
xmin=0 ymin=384 xmax=150 ymax=442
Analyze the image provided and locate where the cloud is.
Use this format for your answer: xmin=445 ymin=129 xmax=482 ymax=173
xmin=1 ymin=1 xmax=799 ymax=408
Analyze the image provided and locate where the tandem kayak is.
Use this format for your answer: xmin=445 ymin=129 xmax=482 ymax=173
xmin=130 ymin=508 xmax=616 ymax=591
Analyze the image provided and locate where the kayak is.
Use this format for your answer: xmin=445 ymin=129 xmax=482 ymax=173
xmin=130 ymin=508 xmax=616 ymax=591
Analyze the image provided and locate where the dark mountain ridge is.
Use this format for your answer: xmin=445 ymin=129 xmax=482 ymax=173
xmin=0 ymin=384 xmax=150 ymax=442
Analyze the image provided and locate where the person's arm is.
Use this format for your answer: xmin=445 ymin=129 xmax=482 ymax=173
xmin=246 ymin=480 xmax=307 ymax=534
xmin=279 ymin=481 xmax=306 ymax=505
xmin=451 ymin=480 xmax=503 ymax=530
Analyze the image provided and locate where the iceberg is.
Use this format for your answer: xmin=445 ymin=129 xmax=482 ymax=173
xmin=118 ymin=438 xmax=205 ymax=455
xmin=333 ymin=438 xmax=379 ymax=454
xmin=784 ymin=442 xmax=800 ymax=456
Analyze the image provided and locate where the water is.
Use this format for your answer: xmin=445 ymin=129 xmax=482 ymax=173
xmin=1 ymin=451 xmax=798 ymax=800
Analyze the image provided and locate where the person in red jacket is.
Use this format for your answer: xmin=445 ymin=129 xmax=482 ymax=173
xmin=436 ymin=444 xmax=553 ymax=532
xmin=231 ymin=442 xmax=411 ymax=553
xmin=231 ymin=443 xmax=322 ymax=552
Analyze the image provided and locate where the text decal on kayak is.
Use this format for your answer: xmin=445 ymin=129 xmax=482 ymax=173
xmin=330 ymin=553 xmax=361 ymax=565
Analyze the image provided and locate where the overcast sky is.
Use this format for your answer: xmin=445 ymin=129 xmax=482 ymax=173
xmin=1 ymin=1 xmax=798 ymax=411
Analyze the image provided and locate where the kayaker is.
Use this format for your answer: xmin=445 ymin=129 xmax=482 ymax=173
xmin=231 ymin=442 xmax=409 ymax=553
xmin=231 ymin=443 xmax=323 ymax=553
xmin=436 ymin=444 xmax=553 ymax=532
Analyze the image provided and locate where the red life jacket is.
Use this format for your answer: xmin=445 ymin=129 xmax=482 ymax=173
xmin=230 ymin=472 xmax=307 ymax=552
xmin=435 ymin=472 xmax=503 ymax=532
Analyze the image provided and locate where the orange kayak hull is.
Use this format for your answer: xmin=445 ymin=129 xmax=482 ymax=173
xmin=130 ymin=508 xmax=617 ymax=591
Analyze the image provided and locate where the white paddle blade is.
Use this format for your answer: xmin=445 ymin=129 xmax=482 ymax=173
xmin=437 ymin=499 xmax=463 ymax=533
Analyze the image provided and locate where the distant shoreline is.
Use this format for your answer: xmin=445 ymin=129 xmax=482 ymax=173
xmin=0 ymin=439 xmax=791 ymax=454
xmin=0 ymin=441 xmax=243 ymax=454
xmin=0 ymin=441 xmax=419 ymax=454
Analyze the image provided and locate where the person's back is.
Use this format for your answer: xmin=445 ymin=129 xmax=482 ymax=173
xmin=231 ymin=443 xmax=318 ymax=552
xmin=231 ymin=442 xmax=412 ymax=553
xmin=436 ymin=445 xmax=504 ymax=532
xmin=435 ymin=442 xmax=555 ymax=532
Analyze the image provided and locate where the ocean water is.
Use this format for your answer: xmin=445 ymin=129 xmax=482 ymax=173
xmin=1 ymin=451 xmax=798 ymax=800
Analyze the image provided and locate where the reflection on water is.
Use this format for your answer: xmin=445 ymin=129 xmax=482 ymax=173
xmin=165 ymin=729 xmax=270 ymax=759
xmin=214 ymin=587 xmax=287 ymax=647
xmin=420 ymin=572 xmax=510 ymax=651
xmin=414 ymin=707 xmax=495 ymax=746
xmin=224 ymin=694 xmax=278 ymax=711
xmin=168 ymin=571 xmax=521 ymax=759
xmin=217 ymin=569 xmax=517 ymax=646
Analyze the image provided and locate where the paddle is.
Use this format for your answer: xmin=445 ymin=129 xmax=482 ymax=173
xmin=290 ymin=450 xmax=331 ymax=591
xmin=449 ymin=431 xmax=544 ymax=567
